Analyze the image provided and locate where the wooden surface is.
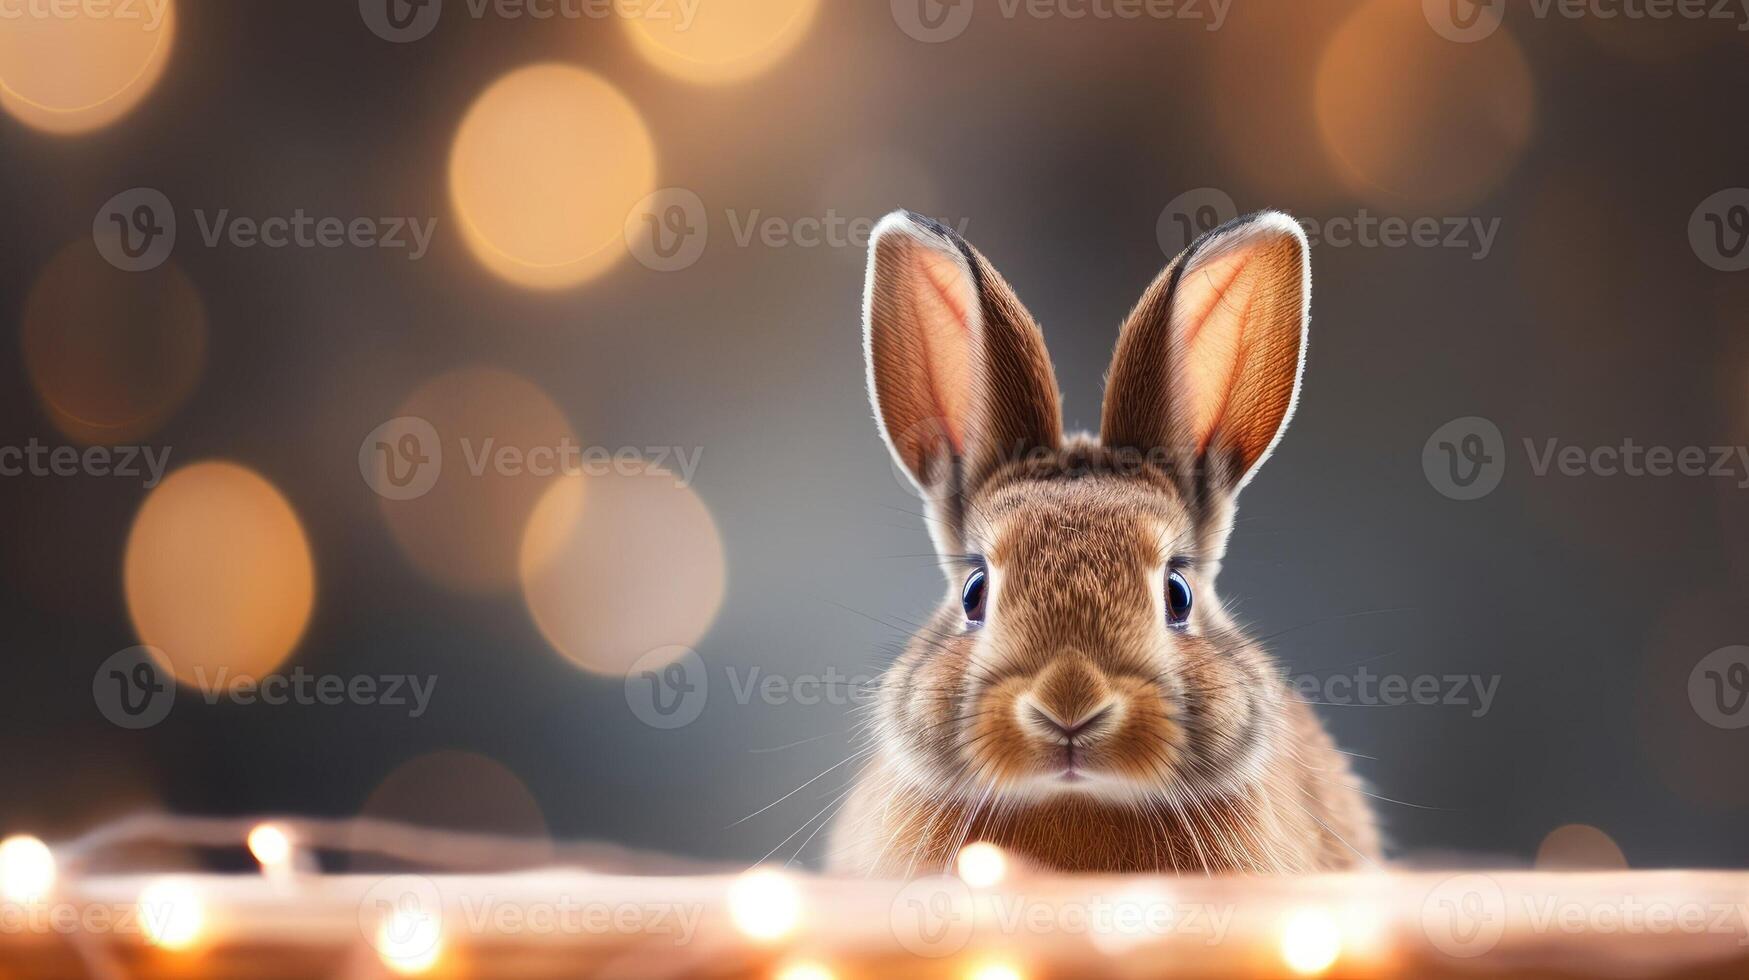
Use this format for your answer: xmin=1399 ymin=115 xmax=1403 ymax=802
xmin=4 ymin=869 xmax=1748 ymax=978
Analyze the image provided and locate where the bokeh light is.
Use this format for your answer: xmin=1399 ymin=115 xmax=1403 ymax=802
xmin=955 ymin=842 xmax=1006 ymax=889
xmin=0 ymin=835 xmax=55 ymax=903
xmin=377 ymin=911 xmax=443 ymax=976
xmin=137 ymin=878 xmax=205 ymax=950
xmin=22 ymin=240 xmax=206 ymax=445
xmin=728 ymin=868 xmax=801 ymax=942
xmin=0 ymin=0 xmax=175 ymax=134
xmin=353 ymin=750 xmax=552 ymax=871
xmin=519 ymin=461 xmax=725 ymax=677
xmin=618 ymin=0 xmax=819 ymax=85
xmin=966 ymin=963 xmax=1024 ymax=980
xmin=246 ymin=822 xmax=294 ymax=876
xmin=1535 ymin=823 xmax=1628 ymax=871
xmin=449 ymin=63 xmax=655 ymax=289
xmin=1314 ymin=0 xmax=1534 ymax=209
xmin=379 ymin=366 xmax=576 ymax=595
xmin=1279 ymin=907 xmax=1342 ymax=976
xmin=124 ymin=461 xmax=315 ymax=688
xmin=1207 ymin=0 xmax=1364 ymax=207
xmin=774 ymin=963 xmax=834 ymax=980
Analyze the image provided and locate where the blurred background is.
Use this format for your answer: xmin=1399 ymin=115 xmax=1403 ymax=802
xmin=0 ymin=0 xmax=1746 ymax=873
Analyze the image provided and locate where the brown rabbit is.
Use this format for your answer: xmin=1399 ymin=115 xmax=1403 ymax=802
xmin=827 ymin=209 xmax=1380 ymax=876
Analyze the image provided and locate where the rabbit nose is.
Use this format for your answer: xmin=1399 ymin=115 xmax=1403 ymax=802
xmin=1016 ymin=656 xmax=1121 ymax=745
xmin=1023 ymin=700 xmax=1119 ymax=744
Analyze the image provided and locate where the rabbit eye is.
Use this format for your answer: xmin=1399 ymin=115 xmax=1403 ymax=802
xmin=961 ymin=567 xmax=988 ymax=627
xmin=1166 ymin=569 xmax=1193 ymax=627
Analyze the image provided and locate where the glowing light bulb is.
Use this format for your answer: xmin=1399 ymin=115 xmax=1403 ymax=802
xmin=774 ymin=962 xmax=834 ymax=980
xmin=137 ymin=879 xmax=204 ymax=950
xmin=377 ymin=907 xmax=443 ymax=976
xmin=729 ymin=868 xmax=801 ymax=941
xmin=0 ymin=835 xmax=55 ymax=902
xmin=967 ymin=962 xmax=1024 ymax=980
xmin=246 ymin=823 xmax=293 ymax=875
xmin=1280 ymin=907 xmax=1343 ymax=976
xmin=955 ymin=842 xmax=1007 ymax=888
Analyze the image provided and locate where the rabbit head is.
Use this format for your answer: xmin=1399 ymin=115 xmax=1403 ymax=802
xmin=861 ymin=208 xmax=1310 ymax=808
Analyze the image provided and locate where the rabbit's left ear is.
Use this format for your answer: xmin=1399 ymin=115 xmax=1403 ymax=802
xmin=1101 ymin=211 xmax=1310 ymax=494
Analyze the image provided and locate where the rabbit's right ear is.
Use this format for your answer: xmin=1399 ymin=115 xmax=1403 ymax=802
xmin=863 ymin=211 xmax=1062 ymax=527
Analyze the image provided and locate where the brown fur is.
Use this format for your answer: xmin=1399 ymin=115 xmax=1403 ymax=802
xmin=832 ymin=211 xmax=1379 ymax=876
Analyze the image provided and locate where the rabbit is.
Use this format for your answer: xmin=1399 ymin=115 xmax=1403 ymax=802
xmin=826 ymin=209 xmax=1380 ymax=876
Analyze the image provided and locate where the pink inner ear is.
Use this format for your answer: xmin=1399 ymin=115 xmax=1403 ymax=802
xmin=1173 ymin=245 xmax=1263 ymax=453
xmin=901 ymin=243 xmax=976 ymax=454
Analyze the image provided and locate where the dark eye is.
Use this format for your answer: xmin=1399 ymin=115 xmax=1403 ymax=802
xmin=961 ymin=567 xmax=988 ymax=627
xmin=1166 ymin=569 xmax=1193 ymax=627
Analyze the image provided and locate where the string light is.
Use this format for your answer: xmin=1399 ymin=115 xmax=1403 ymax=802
xmin=0 ymin=835 xmax=55 ymax=903
xmin=774 ymin=961 xmax=834 ymax=980
xmin=728 ymin=868 xmax=801 ymax=942
xmin=1279 ymin=907 xmax=1343 ymax=976
xmin=247 ymin=822 xmax=294 ymax=877
xmin=966 ymin=962 xmax=1024 ymax=980
xmin=955 ymin=842 xmax=1007 ymax=889
xmin=376 ymin=907 xmax=443 ymax=976
xmin=137 ymin=878 xmax=205 ymax=950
